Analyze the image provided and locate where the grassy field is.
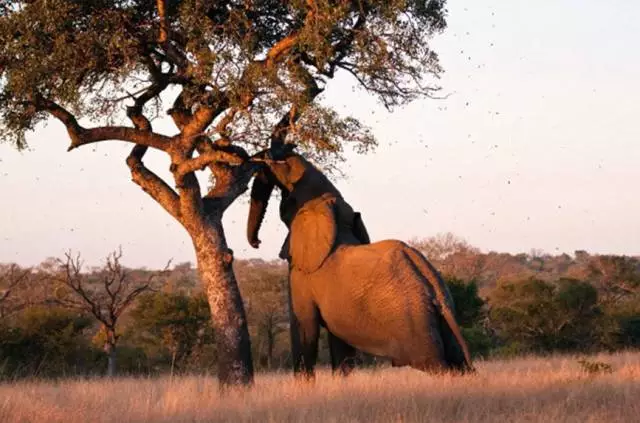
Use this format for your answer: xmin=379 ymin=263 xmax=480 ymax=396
xmin=1 ymin=352 xmax=638 ymax=423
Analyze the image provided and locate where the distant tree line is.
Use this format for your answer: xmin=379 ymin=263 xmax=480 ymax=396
xmin=1 ymin=234 xmax=639 ymax=379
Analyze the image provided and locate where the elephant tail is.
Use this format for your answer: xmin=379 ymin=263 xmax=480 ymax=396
xmin=404 ymin=246 xmax=475 ymax=373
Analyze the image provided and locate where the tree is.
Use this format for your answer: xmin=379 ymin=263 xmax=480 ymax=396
xmin=51 ymin=250 xmax=165 ymax=376
xmin=444 ymin=277 xmax=491 ymax=357
xmin=410 ymin=233 xmax=479 ymax=264
xmin=237 ymin=261 xmax=288 ymax=370
xmin=1 ymin=0 xmax=448 ymax=386
xmin=445 ymin=277 xmax=484 ymax=328
xmin=410 ymin=233 xmax=487 ymax=282
xmin=588 ymin=255 xmax=640 ymax=306
xmin=0 ymin=264 xmax=30 ymax=319
xmin=0 ymin=306 xmax=95 ymax=379
xmin=131 ymin=291 xmax=213 ymax=374
xmin=489 ymin=278 xmax=600 ymax=354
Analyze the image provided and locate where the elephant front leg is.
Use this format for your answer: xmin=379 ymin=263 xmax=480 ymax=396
xmin=328 ymin=332 xmax=358 ymax=376
xmin=289 ymin=305 xmax=320 ymax=380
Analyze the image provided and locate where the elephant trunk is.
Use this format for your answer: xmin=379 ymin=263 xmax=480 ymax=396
xmin=247 ymin=169 xmax=275 ymax=249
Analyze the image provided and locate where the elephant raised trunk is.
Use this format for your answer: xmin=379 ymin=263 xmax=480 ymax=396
xmin=247 ymin=170 xmax=274 ymax=249
xmin=247 ymin=143 xmax=299 ymax=249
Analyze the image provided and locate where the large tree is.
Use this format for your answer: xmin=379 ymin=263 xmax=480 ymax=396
xmin=0 ymin=0 xmax=447 ymax=386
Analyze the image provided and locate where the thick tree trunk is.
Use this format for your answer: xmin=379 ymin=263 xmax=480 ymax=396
xmin=191 ymin=219 xmax=254 ymax=387
xmin=104 ymin=329 xmax=117 ymax=377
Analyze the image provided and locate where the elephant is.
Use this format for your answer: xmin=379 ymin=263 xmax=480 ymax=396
xmin=247 ymin=144 xmax=371 ymax=375
xmin=246 ymin=145 xmax=474 ymax=378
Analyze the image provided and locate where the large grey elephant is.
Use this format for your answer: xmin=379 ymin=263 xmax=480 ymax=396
xmin=247 ymin=144 xmax=370 ymax=375
xmin=246 ymin=145 xmax=473 ymax=378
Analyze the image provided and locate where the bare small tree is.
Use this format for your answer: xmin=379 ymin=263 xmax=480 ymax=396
xmin=52 ymin=250 xmax=167 ymax=377
xmin=0 ymin=264 xmax=31 ymax=319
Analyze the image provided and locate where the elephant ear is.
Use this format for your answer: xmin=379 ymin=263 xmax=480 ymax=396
xmin=290 ymin=200 xmax=337 ymax=273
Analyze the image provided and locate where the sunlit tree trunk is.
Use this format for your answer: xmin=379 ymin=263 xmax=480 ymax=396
xmin=190 ymin=219 xmax=253 ymax=385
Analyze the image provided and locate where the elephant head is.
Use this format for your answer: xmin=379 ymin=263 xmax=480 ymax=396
xmin=246 ymin=143 xmax=301 ymax=249
xmin=247 ymin=145 xmax=369 ymax=273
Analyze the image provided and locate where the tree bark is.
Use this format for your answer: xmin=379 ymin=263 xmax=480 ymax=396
xmin=104 ymin=328 xmax=117 ymax=377
xmin=267 ymin=325 xmax=275 ymax=371
xmin=191 ymin=218 xmax=253 ymax=387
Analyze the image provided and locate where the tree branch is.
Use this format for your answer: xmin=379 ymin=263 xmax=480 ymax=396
xmin=270 ymin=61 xmax=323 ymax=146
xmin=157 ymin=0 xmax=168 ymax=44
xmin=118 ymin=77 xmax=182 ymax=221
xmin=173 ymin=150 xmax=245 ymax=184
xmin=56 ymin=253 xmax=105 ymax=323
xmin=126 ymin=154 xmax=182 ymax=221
xmin=33 ymin=96 xmax=173 ymax=152
xmin=208 ymin=162 xmax=259 ymax=214
xmin=180 ymin=90 xmax=230 ymax=139
xmin=180 ymin=15 xmax=309 ymax=140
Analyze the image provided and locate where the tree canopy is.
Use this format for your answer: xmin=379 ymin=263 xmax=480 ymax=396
xmin=0 ymin=0 xmax=447 ymax=164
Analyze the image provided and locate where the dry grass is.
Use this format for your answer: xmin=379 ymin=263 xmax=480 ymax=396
xmin=1 ymin=352 xmax=639 ymax=423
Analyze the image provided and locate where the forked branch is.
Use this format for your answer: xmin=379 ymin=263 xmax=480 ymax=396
xmin=54 ymin=250 xmax=167 ymax=329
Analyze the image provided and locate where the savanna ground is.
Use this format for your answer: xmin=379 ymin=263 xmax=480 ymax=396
xmin=1 ymin=352 xmax=638 ymax=423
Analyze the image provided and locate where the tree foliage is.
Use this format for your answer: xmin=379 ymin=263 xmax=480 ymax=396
xmin=0 ymin=0 xmax=447 ymax=162
xmin=445 ymin=277 xmax=484 ymax=328
xmin=489 ymin=278 xmax=600 ymax=354
xmin=0 ymin=264 xmax=31 ymax=319
xmin=0 ymin=306 xmax=97 ymax=379
xmin=130 ymin=291 xmax=214 ymax=373
xmin=236 ymin=260 xmax=289 ymax=369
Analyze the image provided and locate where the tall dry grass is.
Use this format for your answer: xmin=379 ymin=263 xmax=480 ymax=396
xmin=1 ymin=351 xmax=639 ymax=423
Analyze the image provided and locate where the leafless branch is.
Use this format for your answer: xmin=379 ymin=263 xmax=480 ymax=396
xmin=52 ymin=250 xmax=167 ymax=329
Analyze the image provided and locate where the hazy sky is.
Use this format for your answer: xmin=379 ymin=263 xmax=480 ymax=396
xmin=1 ymin=0 xmax=639 ymax=268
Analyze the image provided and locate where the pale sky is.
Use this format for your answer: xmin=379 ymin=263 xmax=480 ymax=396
xmin=1 ymin=0 xmax=639 ymax=269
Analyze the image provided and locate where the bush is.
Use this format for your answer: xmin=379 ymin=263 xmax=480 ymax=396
xmin=0 ymin=307 xmax=100 ymax=379
xmin=489 ymin=278 xmax=600 ymax=354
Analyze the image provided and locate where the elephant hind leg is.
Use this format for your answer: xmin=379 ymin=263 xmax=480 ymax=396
xmin=408 ymin=313 xmax=470 ymax=375
xmin=436 ymin=308 xmax=471 ymax=373
xmin=328 ymin=332 xmax=359 ymax=376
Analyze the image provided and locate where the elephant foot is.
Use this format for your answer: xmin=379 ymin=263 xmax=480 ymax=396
xmin=332 ymin=357 xmax=357 ymax=377
xmin=294 ymin=370 xmax=316 ymax=383
xmin=411 ymin=361 xmax=452 ymax=375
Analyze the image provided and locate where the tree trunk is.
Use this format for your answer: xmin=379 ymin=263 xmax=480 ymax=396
xmin=191 ymin=219 xmax=254 ymax=387
xmin=104 ymin=329 xmax=117 ymax=377
xmin=267 ymin=318 xmax=275 ymax=370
